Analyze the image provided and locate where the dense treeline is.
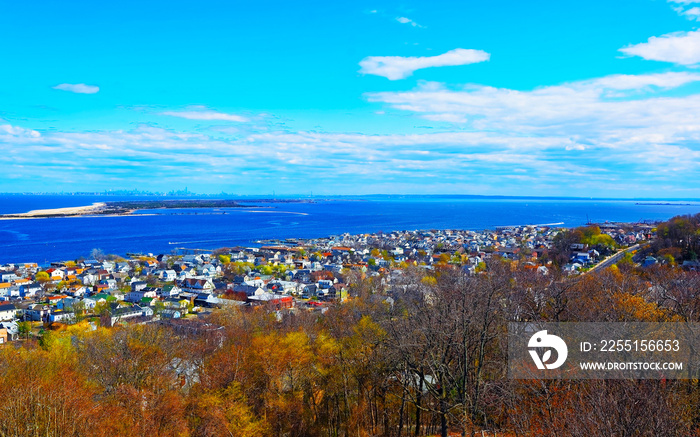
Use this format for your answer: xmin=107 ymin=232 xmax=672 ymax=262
xmin=654 ymin=213 xmax=700 ymax=262
xmin=3 ymin=259 xmax=700 ymax=436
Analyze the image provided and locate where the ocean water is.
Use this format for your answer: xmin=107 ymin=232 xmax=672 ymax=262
xmin=0 ymin=195 xmax=698 ymax=264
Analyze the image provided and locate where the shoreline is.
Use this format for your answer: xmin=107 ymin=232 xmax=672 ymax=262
xmin=0 ymin=202 xmax=112 ymax=220
xmin=0 ymin=199 xmax=267 ymax=220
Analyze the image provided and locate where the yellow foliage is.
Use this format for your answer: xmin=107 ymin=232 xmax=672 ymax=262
xmin=613 ymin=292 xmax=666 ymax=322
xmin=421 ymin=276 xmax=437 ymax=286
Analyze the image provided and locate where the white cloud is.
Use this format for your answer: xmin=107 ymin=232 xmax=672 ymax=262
xmin=591 ymin=71 xmax=700 ymax=90
xmin=0 ymin=124 xmax=41 ymax=139
xmin=2 ymin=107 xmax=700 ymax=195
xmin=363 ymin=71 xmax=700 ymax=185
xmin=52 ymin=83 xmax=100 ymax=94
xmin=367 ymin=72 xmax=700 ymax=134
xmin=682 ymin=6 xmax=700 ymax=19
xmin=421 ymin=113 xmax=468 ymax=123
xmin=396 ymin=16 xmax=423 ymax=27
xmin=666 ymin=0 xmax=700 ymax=20
xmin=620 ymin=30 xmax=700 ymax=65
xmin=359 ymin=48 xmax=491 ymax=80
xmin=161 ymin=110 xmax=249 ymax=122
xmin=7 ymin=69 xmax=700 ymax=195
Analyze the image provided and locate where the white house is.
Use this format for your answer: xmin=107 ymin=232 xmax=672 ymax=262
xmin=155 ymin=270 xmax=177 ymax=281
xmin=0 ymin=303 xmax=17 ymax=321
xmin=0 ymin=272 xmax=20 ymax=282
xmin=125 ymin=288 xmax=158 ymax=303
xmin=49 ymin=311 xmax=75 ymax=323
xmin=160 ymin=284 xmax=181 ymax=298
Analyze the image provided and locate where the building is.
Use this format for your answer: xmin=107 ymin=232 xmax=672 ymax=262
xmin=0 ymin=303 xmax=17 ymax=322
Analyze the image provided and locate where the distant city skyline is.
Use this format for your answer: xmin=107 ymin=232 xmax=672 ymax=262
xmin=2 ymin=0 xmax=700 ymax=197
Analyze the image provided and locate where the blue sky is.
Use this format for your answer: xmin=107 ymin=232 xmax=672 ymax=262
xmin=2 ymin=0 xmax=700 ymax=197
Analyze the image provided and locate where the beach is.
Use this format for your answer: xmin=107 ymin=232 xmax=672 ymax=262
xmin=0 ymin=202 xmax=107 ymax=219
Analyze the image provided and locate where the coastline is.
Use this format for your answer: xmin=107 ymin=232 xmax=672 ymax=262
xmin=0 ymin=202 xmax=116 ymax=220
xmin=0 ymin=199 xmax=272 ymax=220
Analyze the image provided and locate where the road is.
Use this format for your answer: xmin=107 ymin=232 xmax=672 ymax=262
xmin=585 ymin=243 xmax=642 ymax=274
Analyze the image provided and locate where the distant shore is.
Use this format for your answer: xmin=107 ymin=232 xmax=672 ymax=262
xmin=0 ymin=199 xmax=274 ymax=220
xmin=0 ymin=202 xmax=110 ymax=220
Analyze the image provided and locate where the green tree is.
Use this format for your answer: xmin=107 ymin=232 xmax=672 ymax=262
xmin=153 ymin=300 xmax=166 ymax=315
xmin=617 ymin=252 xmax=635 ymax=268
xmin=93 ymin=301 xmax=111 ymax=317
xmin=17 ymin=321 xmax=31 ymax=340
xmin=73 ymin=301 xmax=87 ymax=322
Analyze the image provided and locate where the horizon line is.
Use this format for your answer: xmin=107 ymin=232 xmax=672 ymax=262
xmin=1 ymin=192 xmax=700 ymax=202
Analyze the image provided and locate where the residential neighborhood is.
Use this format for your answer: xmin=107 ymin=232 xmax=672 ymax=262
xmin=0 ymin=221 xmax=659 ymax=340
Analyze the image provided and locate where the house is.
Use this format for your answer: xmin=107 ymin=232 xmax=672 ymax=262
xmin=164 ymin=297 xmax=189 ymax=310
xmin=0 ymin=321 xmax=18 ymax=340
xmin=25 ymin=304 xmax=49 ymax=322
xmin=126 ymin=287 xmax=158 ymax=303
xmin=79 ymin=273 xmax=98 ymax=286
xmin=179 ymin=278 xmax=215 ymax=293
xmin=182 ymin=254 xmax=202 ymax=264
xmin=92 ymin=293 xmax=112 ymax=303
xmin=131 ymin=281 xmax=148 ymax=292
xmin=231 ymin=284 xmax=264 ymax=297
xmin=247 ymin=292 xmax=294 ymax=309
xmin=178 ymin=292 xmax=199 ymax=305
xmin=81 ymin=297 xmax=97 ymax=310
xmin=160 ymin=309 xmax=182 ymax=319
xmin=106 ymin=289 xmax=125 ymax=301
xmin=643 ymin=256 xmax=658 ymax=267
xmin=160 ymin=284 xmax=182 ymax=298
xmin=155 ymin=269 xmax=177 ymax=281
xmin=111 ymin=272 xmax=128 ymax=284
xmin=0 ymin=285 xmax=20 ymax=299
xmin=0 ymin=272 xmax=19 ymax=282
xmin=194 ymin=293 xmax=220 ymax=308
xmin=19 ymin=282 xmax=41 ymax=298
xmin=66 ymin=285 xmax=88 ymax=297
xmin=200 ymin=264 xmax=219 ymax=277
xmin=109 ymin=305 xmax=153 ymax=326
xmin=56 ymin=298 xmax=80 ymax=311
xmin=49 ymin=311 xmax=75 ymax=323
xmin=100 ymin=278 xmax=118 ymax=289
xmin=115 ymin=262 xmax=131 ymax=273
xmin=46 ymin=268 xmax=65 ymax=280
xmin=93 ymin=283 xmax=109 ymax=294
xmin=0 ymin=303 xmax=17 ymax=321
xmin=294 ymin=269 xmax=311 ymax=282
xmin=573 ymin=252 xmax=591 ymax=264
xmin=266 ymin=280 xmax=303 ymax=295
xmin=301 ymin=284 xmax=318 ymax=298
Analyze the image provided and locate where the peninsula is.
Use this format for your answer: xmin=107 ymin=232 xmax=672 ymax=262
xmin=0 ymin=199 xmax=276 ymax=219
